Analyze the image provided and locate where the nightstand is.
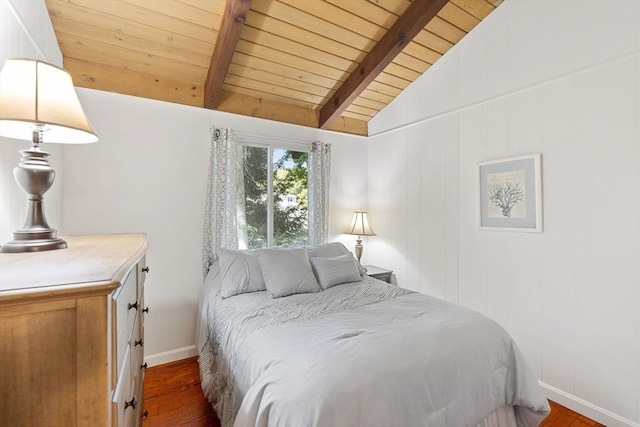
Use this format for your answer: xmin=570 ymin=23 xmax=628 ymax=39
xmin=364 ymin=265 xmax=393 ymax=284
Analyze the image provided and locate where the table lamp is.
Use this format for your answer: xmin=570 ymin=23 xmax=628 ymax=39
xmin=0 ymin=59 xmax=98 ymax=253
xmin=344 ymin=211 xmax=376 ymax=262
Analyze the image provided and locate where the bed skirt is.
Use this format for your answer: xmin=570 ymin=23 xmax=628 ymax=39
xmin=476 ymin=405 xmax=517 ymax=427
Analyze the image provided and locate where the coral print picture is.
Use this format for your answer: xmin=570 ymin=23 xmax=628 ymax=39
xmin=487 ymin=170 xmax=526 ymax=219
xmin=477 ymin=154 xmax=542 ymax=232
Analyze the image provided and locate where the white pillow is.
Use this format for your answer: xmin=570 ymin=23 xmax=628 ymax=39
xmin=256 ymin=248 xmax=321 ymax=298
xmin=218 ymin=249 xmax=266 ymax=299
xmin=310 ymin=253 xmax=363 ymax=290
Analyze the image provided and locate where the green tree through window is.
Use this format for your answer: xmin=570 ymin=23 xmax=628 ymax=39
xmin=241 ymin=146 xmax=308 ymax=249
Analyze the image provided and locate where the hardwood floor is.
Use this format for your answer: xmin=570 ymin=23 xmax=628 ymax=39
xmin=142 ymin=357 xmax=604 ymax=427
xmin=142 ymin=356 xmax=219 ymax=427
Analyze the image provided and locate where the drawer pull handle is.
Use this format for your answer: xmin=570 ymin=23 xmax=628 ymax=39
xmin=142 ymin=410 xmax=149 ymax=418
xmin=143 ymin=307 xmax=149 ymax=314
xmin=142 ymin=266 xmax=150 ymax=273
xmin=135 ymin=338 xmax=144 ymax=347
xmin=128 ymin=301 xmax=138 ymax=311
xmin=141 ymin=362 xmax=148 ymax=370
xmin=125 ymin=396 xmax=137 ymax=410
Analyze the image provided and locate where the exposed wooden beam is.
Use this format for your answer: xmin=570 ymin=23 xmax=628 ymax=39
xmin=319 ymin=0 xmax=448 ymax=129
xmin=204 ymin=0 xmax=251 ymax=109
xmin=216 ymin=90 xmax=368 ymax=136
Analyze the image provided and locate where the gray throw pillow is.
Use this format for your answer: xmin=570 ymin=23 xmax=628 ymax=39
xmin=310 ymin=253 xmax=363 ymax=290
xmin=218 ymin=249 xmax=266 ymax=299
xmin=256 ymin=248 xmax=321 ymax=298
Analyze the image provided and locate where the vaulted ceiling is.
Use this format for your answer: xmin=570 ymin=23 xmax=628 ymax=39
xmin=45 ymin=0 xmax=503 ymax=136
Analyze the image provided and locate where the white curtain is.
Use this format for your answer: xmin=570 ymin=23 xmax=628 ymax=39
xmin=203 ymin=127 xmax=240 ymax=277
xmin=307 ymin=141 xmax=331 ymax=245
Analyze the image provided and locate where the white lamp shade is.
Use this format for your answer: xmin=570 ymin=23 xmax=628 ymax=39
xmin=0 ymin=59 xmax=98 ymax=144
xmin=344 ymin=211 xmax=376 ymax=236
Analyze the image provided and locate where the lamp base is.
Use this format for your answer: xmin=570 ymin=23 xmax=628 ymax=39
xmin=0 ymin=237 xmax=67 ymax=253
xmin=1 ymin=229 xmax=67 ymax=253
xmin=1 ymin=136 xmax=67 ymax=253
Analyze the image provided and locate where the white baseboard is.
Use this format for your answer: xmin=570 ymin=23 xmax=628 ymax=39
xmin=539 ymin=382 xmax=639 ymax=427
xmin=144 ymin=345 xmax=198 ymax=368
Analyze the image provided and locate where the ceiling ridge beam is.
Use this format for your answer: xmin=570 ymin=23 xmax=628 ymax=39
xmin=204 ymin=0 xmax=252 ymax=109
xmin=319 ymin=0 xmax=448 ymax=129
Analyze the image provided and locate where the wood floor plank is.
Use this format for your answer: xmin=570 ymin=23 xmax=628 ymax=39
xmin=142 ymin=356 xmax=604 ymax=427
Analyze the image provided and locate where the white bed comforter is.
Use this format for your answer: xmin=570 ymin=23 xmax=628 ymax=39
xmin=197 ymin=267 xmax=549 ymax=427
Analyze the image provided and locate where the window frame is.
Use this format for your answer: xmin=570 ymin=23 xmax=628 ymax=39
xmin=235 ymin=135 xmax=310 ymax=248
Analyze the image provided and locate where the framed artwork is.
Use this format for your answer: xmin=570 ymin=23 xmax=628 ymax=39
xmin=477 ymin=154 xmax=542 ymax=232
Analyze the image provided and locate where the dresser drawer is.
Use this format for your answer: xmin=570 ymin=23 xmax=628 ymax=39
xmin=113 ymin=268 xmax=139 ymax=373
xmin=112 ymin=346 xmax=138 ymax=427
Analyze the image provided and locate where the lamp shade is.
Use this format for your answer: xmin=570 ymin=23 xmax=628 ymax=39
xmin=344 ymin=211 xmax=376 ymax=236
xmin=0 ymin=59 xmax=98 ymax=143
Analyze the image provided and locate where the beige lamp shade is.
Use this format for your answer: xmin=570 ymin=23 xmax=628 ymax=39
xmin=344 ymin=211 xmax=376 ymax=236
xmin=0 ymin=58 xmax=98 ymax=143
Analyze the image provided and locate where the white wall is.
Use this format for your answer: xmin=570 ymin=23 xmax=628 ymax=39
xmin=367 ymin=1 xmax=640 ymax=426
xmin=0 ymin=0 xmax=64 ymax=245
xmin=62 ymin=88 xmax=368 ymax=365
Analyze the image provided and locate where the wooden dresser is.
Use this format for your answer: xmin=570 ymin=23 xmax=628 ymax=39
xmin=0 ymin=233 xmax=149 ymax=427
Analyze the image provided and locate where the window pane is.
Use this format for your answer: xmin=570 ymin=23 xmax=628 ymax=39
xmin=273 ymin=148 xmax=308 ymax=246
xmin=240 ymin=146 xmax=268 ymax=249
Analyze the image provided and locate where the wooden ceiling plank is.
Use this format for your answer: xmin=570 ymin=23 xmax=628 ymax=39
xmin=47 ymin=0 xmax=217 ymax=42
xmin=438 ymin=2 xmax=481 ymax=33
xmin=450 ymin=0 xmax=496 ymax=20
xmin=56 ymin=33 xmax=209 ymax=81
xmin=346 ymin=103 xmax=378 ymax=117
xmin=50 ymin=15 xmax=212 ymax=68
xmin=350 ymin=96 xmax=387 ymax=112
xmin=250 ymin=0 xmax=376 ymax=54
xmin=176 ymin=0 xmax=226 ymax=15
xmin=232 ymin=52 xmax=339 ymax=90
xmin=425 ymin=16 xmax=467 ymax=44
xmin=241 ymin=25 xmax=355 ymax=75
xmin=485 ymin=0 xmax=504 ymax=10
xmin=401 ymin=41 xmax=441 ymax=65
xmin=279 ymin=0 xmax=387 ymax=42
xmin=121 ymin=0 xmax=221 ymax=28
xmin=325 ymin=0 xmax=399 ymax=30
xmin=204 ymin=0 xmax=252 ymax=109
xmin=384 ymin=62 xmax=422 ymax=82
xmin=46 ymin=1 xmax=215 ymax=58
xmin=225 ymin=73 xmax=328 ymax=106
xmin=320 ymin=0 xmax=448 ymax=129
xmin=223 ymin=84 xmax=318 ymax=109
xmin=235 ymin=39 xmax=350 ymax=83
xmin=374 ymin=72 xmax=412 ymax=92
xmin=367 ymin=0 xmax=411 ymax=16
xmin=340 ymin=110 xmax=373 ymax=122
xmin=359 ymin=89 xmax=395 ymax=105
xmin=395 ymin=52 xmax=432 ymax=74
xmin=414 ymin=29 xmax=454 ymax=55
xmin=245 ymin=10 xmax=363 ymax=63
xmin=64 ymin=57 xmax=203 ymax=107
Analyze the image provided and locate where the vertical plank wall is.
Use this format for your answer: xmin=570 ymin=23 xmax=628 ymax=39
xmin=367 ymin=1 xmax=639 ymax=426
xmin=0 ymin=0 xmax=64 ymax=244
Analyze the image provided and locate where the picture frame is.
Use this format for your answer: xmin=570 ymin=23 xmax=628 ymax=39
xmin=477 ymin=154 xmax=542 ymax=232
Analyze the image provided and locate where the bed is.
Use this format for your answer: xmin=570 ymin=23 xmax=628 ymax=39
xmin=196 ymin=243 xmax=549 ymax=427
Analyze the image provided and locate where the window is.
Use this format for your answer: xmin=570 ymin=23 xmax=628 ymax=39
xmin=238 ymin=144 xmax=308 ymax=249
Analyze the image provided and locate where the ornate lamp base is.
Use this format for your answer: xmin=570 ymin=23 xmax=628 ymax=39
xmin=0 ymin=137 xmax=67 ymax=253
